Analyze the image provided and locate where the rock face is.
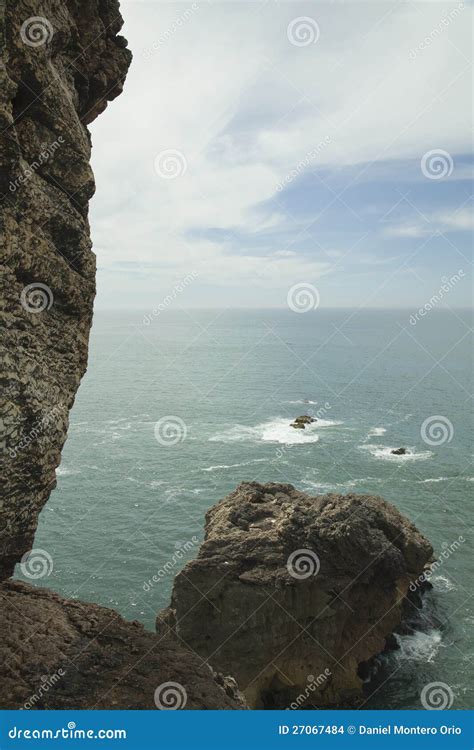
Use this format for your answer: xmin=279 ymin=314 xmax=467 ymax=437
xmin=0 ymin=0 xmax=131 ymax=579
xmin=0 ymin=580 xmax=245 ymax=709
xmin=391 ymin=448 xmax=407 ymax=456
xmin=157 ymin=482 xmax=433 ymax=709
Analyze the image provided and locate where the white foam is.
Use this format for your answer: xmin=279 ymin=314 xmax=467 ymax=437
xmin=419 ymin=477 xmax=448 ymax=484
xmin=210 ymin=417 xmax=343 ymax=446
xmin=361 ymin=444 xmax=432 ymax=461
xmin=368 ymin=427 xmax=387 ymax=437
xmin=287 ymin=399 xmax=318 ymax=405
xmin=394 ymin=629 xmax=442 ymax=663
xmin=201 ymin=458 xmax=267 ymax=472
xmin=431 ymin=575 xmax=456 ymax=592
xmin=56 ymin=466 xmax=80 ymax=477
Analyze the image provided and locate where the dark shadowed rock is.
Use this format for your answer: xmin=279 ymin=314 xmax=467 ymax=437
xmin=391 ymin=448 xmax=407 ymax=456
xmin=290 ymin=415 xmax=316 ymax=429
xmin=0 ymin=581 xmax=246 ymax=709
xmin=157 ymin=482 xmax=433 ymax=708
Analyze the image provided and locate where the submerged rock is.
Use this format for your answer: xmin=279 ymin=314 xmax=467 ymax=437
xmin=391 ymin=448 xmax=407 ymax=456
xmin=158 ymin=482 xmax=433 ymax=709
xmin=0 ymin=581 xmax=246 ymax=709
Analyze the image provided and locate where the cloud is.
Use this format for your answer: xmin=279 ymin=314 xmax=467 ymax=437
xmin=383 ymin=206 xmax=474 ymax=238
xmin=88 ymin=0 xmax=472 ymax=307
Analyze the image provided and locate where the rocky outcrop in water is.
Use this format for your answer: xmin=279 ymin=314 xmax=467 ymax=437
xmin=290 ymin=415 xmax=316 ymax=429
xmin=0 ymin=0 xmax=131 ymax=579
xmin=157 ymin=482 xmax=433 ymax=708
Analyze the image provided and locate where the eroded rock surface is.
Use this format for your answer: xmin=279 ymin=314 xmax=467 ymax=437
xmin=0 ymin=0 xmax=131 ymax=579
xmin=158 ymin=482 xmax=433 ymax=708
xmin=0 ymin=581 xmax=246 ymax=709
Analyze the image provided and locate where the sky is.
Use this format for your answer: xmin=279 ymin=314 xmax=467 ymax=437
xmin=89 ymin=0 xmax=473 ymax=309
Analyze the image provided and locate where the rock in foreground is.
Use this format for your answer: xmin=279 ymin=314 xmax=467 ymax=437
xmin=158 ymin=482 xmax=433 ymax=708
xmin=0 ymin=581 xmax=246 ymax=709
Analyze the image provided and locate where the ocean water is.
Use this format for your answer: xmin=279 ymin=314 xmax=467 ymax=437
xmin=17 ymin=308 xmax=473 ymax=709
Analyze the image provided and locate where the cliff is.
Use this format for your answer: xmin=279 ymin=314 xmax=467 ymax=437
xmin=0 ymin=0 xmax=131 ymax=578
xmin=157 ymin=482 xmax=433 ymax=708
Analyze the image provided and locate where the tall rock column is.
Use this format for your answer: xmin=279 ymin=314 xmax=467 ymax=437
xmin=0 ymin=0 xmax=131 ymax=578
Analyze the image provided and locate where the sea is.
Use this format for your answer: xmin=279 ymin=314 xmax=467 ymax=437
xmin=16 ymin=308 xmax=473 ymax=710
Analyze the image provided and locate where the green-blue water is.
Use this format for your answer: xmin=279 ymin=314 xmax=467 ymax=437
xmin=18 ymin=309 xmax=473 ymax=709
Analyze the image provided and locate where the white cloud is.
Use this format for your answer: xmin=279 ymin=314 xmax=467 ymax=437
xmin=383 ymin=206 xmax=473 ymax=238
xmin=89 ymin=0 xmax=472 ymax=306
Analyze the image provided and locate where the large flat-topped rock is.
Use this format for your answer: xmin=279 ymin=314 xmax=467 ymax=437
xmin=158 ymin=482 xmax=433 ymax=708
